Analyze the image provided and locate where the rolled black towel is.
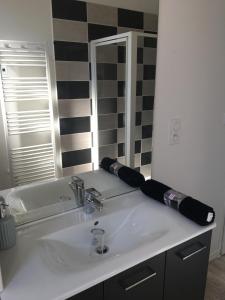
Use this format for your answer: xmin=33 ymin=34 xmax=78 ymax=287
xmin=118 ymin=166 xmax=145 ymax=188
xmin=140 ymin=179 xmax=215 ymax=226
xmin=179 ymin=197 xmax=215 ymax=226
xmin=140 ymin=179 xmax=170 ymax=203
xmin=100 ymin=157 xmax=145 ymax=188
xmin=100 ymin=157 xmax=116 ymax=172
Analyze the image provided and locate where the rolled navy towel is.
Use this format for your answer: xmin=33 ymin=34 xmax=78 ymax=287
xmin=179 ymin=197 xmax=215 ymax=226
xmin=100 ymin=157 xmax=145 ymax=188
xmin=140 ymin=179 xmax=170 ymax=203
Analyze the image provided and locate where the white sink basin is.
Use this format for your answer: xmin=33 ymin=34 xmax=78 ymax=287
xmin=38 ymin=199 xmax=169 ymax=272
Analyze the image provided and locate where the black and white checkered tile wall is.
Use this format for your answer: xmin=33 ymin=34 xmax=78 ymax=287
xmin=51 ymin=0 xmax=158 ymax=178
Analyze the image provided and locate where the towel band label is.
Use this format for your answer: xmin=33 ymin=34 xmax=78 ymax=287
xmin=164 ymin=189 xmax=186 ymax=210
xmin=109 ymin=162 xmax=123 ymax=176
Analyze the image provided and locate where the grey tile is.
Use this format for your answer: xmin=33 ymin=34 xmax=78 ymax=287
xmin=136 ymin=96 xmax=142 ymax=111
xmin=99 ymin=129 xmax=117 ymax=146
xmin=98 ymin=114 xmax=117 ymax=130
xmin=117 ymin=156 xmax=126 ymax=164
xmin=144 ymin=13 xmax=158 ymax=32
xmin=99 ymin=144 xmax=117 ymax=161
xmin=53 ymin=19 xmax=88 ymax=42
xmin=117 ymin=128 xmax=125 ymax=143
xmin=97 ymin=80 xmax=117 ymax=98
xmin=142 ymin=110 xmax=153 ymax=125
xmin=142 ymin=138 xmax=152 ymax=153
xmin=61 ymin=132 xmax=92 ymax=152
xmin=135 ymin=126 xmax=142 ymax=140
xmin=135 ymin=153 xmax=141 ymax=168
xmin=58 ymin=99 xmax=91 ymax=118
xmin=137 ymin=36 xmax=144 ymax=47
xmin=98 ymin=98 xmax=117 ymax=114
xmin=140 ymin=164 xmax=151 ymax=179
xmin=142 ymin=80 xmax=155 ymax=96
xmin=63 ymin=163 xmax=93 ymax=177
xmin=117 ymin=97 xmax=125 ymax=113
xmin=87 ymin=3 xmax=117 ymax=26
xmin=96 ymin=45 xmax=117 ymax=63
xmin=55 ymin=61 xmax=89 ymax=81
xmin=143 ymin=48 xmax=157 ymax=65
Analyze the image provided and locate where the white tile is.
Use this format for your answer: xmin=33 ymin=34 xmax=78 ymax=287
xmin=144 ymin=13 xmax=158 ymax=32
xmin=99 ymin=144 xmax=117 ymax=161
xmin=117 ymin=97 xmax=125 ymax=113
xmin=135 ymin=153 xmax=141 ymax=168
xmin=142 ymin=80 xmax=155 ymax=96
xmin=140 ymin=164 xmax=151 ymax=179
xmin=143 ymin=48 xmax=157 ymax=65
xmin=142 ymin=138 xmax=152 ymax=153
xmin=135 ymin=126 xmax=142 ymax=140
xmin=53 ymin=19 xmax=88 ymax=42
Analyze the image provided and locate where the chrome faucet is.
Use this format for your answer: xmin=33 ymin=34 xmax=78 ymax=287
xmin=69 ymin=176 xmax=103 ymax=214
xmin=84 ymin=188 xmax=103 ymax=214
xmin=69 ymin=176 xmax=84 ymax=207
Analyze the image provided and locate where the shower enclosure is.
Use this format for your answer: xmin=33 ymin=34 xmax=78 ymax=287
xmin=91 ymin=31 xmax=157 ymax=178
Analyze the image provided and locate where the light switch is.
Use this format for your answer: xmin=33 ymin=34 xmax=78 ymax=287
xmin=169 ymin=118 xmax=181 ymax=145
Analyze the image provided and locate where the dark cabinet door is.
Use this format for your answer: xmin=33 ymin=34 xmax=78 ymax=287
xmin=104 ymin=253 xmax=165 ymax=300
xmin=164 ymin=231 xmax=212 ymax=300
xmin=66 ymin=284 xmax=103 ymax=300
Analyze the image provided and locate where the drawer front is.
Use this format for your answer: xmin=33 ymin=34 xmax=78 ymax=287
xmin=66 ymin=283 xmax=103 ymax=300
xmin=164 ymin=231 xmax=212 ymax=300
xmin=104 ymin=253 xmax=165 ymax=300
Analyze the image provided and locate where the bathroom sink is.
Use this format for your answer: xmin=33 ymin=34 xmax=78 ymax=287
xmin=38 ymin=199 xmax=169 ymax=272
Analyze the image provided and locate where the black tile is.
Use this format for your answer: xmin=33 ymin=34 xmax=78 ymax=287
xmin=118 ymin=143 xmax=125 ymax=157
xmin=144 ymin=65 xmax=156 ymax=80
xmin=98 ymin=98 xmax=117 ymax=114
xmin=141 ymin=152 xmax=152 ymax=165
xmin=118 ymin=46 xmax=126 ymax=63
xmin=144 ymin=37 xmax=157 ymax=48
xmin=89 ymin=63 xmax=92 ymax=80
xmin=118 ymin=113 xmax=125 ymax=128
xmin=97 ymin=63 xmax=117 ymax=80
xmin=135 ymin=140 xmax=141 ymax=154
xmin=57 ymin=81 xmax=89 ymax=99
xmin=142 ymin=125 xmax=153 ymax=139
xmin=136 ymin=81 xmax=142 ymax=96
xmin=118 ymin=81 xmax=125 ymax=97
xmin=143 ymin=96 xmax=154 ymax=110
xmin=136 ymin=112 xmax=142 ymax=126
xmin=88 ymin=24 xmax=117 ymax=42
xmin=137 ymin=48 xmax=143 ymax=64
xmin=52 ymin=0 xmax=87 ymax=21
xmin=54 ymin=41 xmax=88 ymax=62
xmin=60 ymin=117 xmax=90 ymax=135
xmin=62 ymin=148 xmax=91 ymax=168
xmin=118 ymin=8 xmax=144 ymax=29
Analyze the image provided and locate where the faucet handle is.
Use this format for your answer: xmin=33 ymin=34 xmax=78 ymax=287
xmin=85 ymin=188 xmax=102 ymax=199
xmin=71 ymin=176 xmax=84 ymax=187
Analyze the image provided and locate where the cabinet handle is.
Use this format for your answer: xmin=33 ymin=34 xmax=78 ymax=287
xmin=120 ymin=266 xmax=157 ymax=292
xmin=177 ymin=242 xmax=207 ymax=261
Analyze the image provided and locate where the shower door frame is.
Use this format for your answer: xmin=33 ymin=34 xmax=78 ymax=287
xmin=90 ymin=31 xmax=157 ymax=170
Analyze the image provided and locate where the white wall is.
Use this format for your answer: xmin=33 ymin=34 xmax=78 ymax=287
xmin=153 ymin=0 xmax=225 ymax=258
xmin=86 ymin=0 xmax=159 ymax=14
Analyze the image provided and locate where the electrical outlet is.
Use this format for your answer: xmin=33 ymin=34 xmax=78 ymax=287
xmin=169 ymin=118 xmax=181 ymax=145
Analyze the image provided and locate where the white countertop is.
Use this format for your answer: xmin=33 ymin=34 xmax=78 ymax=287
xmin=0 ymin=190 xmax=215 ymax=300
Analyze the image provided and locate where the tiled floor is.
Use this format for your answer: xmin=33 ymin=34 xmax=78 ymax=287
xmin=205 ymin=255 xmax=225 ymax=300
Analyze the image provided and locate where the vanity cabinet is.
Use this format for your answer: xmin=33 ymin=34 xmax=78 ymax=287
xmin=104 ymin=253 xmax=165 ymax=300
xmin=164 ymin=230 xmax=211 ymax=300
xmin=67 ymin=231 xmax=211 ymax=300
xmin=67 ymin=284 xmax=103 ymax=300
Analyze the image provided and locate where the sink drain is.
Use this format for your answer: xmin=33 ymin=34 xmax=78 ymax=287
xmin=95 ymin=245 xmax=109 ymax=255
